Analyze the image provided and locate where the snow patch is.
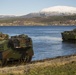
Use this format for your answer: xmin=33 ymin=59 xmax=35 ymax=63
xmin=40 ymin=6 xmax=76 ymax=14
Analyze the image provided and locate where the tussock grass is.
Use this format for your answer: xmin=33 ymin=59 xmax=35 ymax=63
xmin=23 ymin=61 xmax=76 ymax=75
xmin=0 ymin=55 xmax=76 ymax=75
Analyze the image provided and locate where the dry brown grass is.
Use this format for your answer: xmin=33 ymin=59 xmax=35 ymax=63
xmin=0 ymin=55 xmax=76 ymax=75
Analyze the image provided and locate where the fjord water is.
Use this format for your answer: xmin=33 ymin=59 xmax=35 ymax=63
xmin=0 ymin=26 xmax=76 ymax=60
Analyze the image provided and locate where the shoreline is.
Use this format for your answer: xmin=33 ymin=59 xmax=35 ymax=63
xmin=0 ymin=24 xmax=76 ymax=26
xmin=0 ymin=54 xmax=76 ymax=74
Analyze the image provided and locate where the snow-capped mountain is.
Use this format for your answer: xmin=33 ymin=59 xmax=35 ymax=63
xmin=40 ymin=6 xmax=76 ymax=16
xmin=21 ymin=6 xmax=76 ymax=18
xmin=1 ymin=6 xmax=75 ymax=19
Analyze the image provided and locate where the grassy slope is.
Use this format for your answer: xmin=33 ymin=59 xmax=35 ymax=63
xmin=26 ymin=61 xmax=76 ymax=75
xmin=0 ymin=55 xmax=76 ymax=75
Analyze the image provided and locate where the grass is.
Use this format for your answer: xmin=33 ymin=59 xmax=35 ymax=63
xmin=0 ymin=55 xmax=76 ymax=75
xmin=0 ymin=61 xmax=76 ymax=75
xmin=25 ymin=61 xmax=76 ymax=75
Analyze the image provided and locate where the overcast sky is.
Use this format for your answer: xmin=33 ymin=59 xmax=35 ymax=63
xmin=0 ymin=0 xmax=76 ymax=16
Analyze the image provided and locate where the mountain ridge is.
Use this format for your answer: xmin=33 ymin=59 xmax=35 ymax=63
xmin=22 ymin=6 xmax=76 ymax=18
xmin=40 ymin=6 xmax=76 ymax=13
xmin=0 ymin=6 xmax=76 ymax=18
xmin=0 ymin=6 xmax=76 ymax=26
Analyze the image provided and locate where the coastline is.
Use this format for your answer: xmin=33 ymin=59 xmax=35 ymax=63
xmin=0 ymin=24 xmax=76 ymax=26
xmin=0 ymin=54 xmax=76 ymax=75
xmin=0 ymin=23 xmax=76 ymax=26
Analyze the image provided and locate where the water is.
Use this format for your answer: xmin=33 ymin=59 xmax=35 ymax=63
xmin=0 ymin=26 xmax=76 ymax=60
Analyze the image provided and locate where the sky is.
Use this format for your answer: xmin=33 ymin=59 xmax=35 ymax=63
xmin=0 ymin=0 xmax=76 ymax=16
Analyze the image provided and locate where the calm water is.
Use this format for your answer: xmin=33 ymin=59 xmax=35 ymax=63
xmin=0 ymin=26 xmax=76 ymax=60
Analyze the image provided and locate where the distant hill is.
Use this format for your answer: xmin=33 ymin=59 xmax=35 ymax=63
xmin=21 ymin=6 xmax=76 ymax=18
xmin=0 ymin=6 xmax=76 ymax=26
xmin=0 ymin=15 xmax=76 ymax=26
xmin=0 ymin=15 xmax=16 ymax=19
xmin=40 ymin=6 xmax=76 ymax=16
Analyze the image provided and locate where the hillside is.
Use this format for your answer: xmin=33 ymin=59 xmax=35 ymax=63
xmin=0 ymin=6 xmax=76 ymax=26
xmin=0 ymin=15 xmax=76 ymax=26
